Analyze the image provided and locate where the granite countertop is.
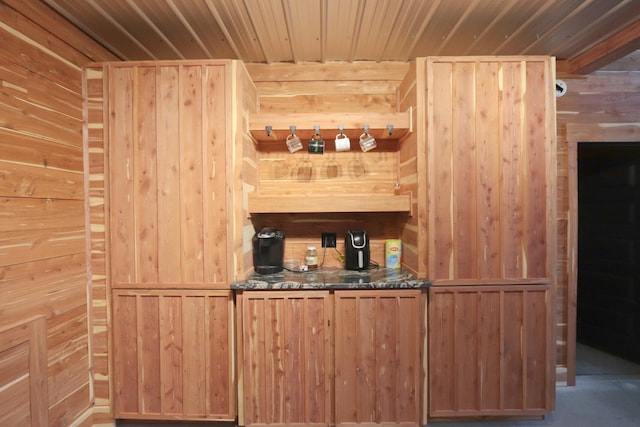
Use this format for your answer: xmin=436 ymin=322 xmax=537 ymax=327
xmin=231 ymin=267 xmax=431 ymax=290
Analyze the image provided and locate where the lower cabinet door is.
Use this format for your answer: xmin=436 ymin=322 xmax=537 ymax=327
xmin=112 ymin=289 xmax=235 ymax=420
xmin=239 ymin=290 xmax=333 ymax=427
xmin=334 ymin=290 xmax=424 ymax=427
xmin=429 ymin=285 xmax=554 ymax=418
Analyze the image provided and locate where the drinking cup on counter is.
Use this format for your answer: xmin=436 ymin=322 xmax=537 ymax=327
xmin=359 ymin=133 xmax=377 ymax=152
xmin=334 ymin=133 xmax=351 ymax=151
xmin=286 ymin=134 xmax=303 ymax=153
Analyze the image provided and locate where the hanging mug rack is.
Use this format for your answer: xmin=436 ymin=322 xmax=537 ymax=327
xmin=250 ymin=109 xmax=412 ymax=146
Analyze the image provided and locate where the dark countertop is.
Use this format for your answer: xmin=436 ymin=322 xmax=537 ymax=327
xmin=231 ymin=267 xmax=431 ymax=290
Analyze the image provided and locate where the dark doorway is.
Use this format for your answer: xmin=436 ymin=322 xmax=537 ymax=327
xmin=577 ymin=142 xmax=640 ymax=364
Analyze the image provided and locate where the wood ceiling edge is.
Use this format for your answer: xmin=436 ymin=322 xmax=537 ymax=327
xmin=568 ymin=19 xmax=640 ymax=74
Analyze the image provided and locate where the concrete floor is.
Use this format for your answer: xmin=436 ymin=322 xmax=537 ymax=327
xmin=429 ymin=343 xmax=640 ymax=427
xmin=118 ymin=343 xmax=640 ymax=427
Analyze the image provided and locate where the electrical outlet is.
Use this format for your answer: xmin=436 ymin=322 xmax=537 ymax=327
xmin=321 ymin=232 xmax=337 ymax=248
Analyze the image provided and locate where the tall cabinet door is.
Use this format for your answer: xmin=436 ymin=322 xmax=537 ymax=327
xmin=112 ymin=290 xmax=235 ymax=420
xmin=425 ymin=57 xmax=556 ymax=284
xmin=108 ymin=63 xmax=229 ymax=290
xmin=334 ymin=290 xmax=425 ymax=427
xmin=423 ymin=56 xmax=557 ymax=418
xmin=106 ymin=62 xmax=235 ymax=420
xmin=238 ymin=291 xmax=333 ymax=427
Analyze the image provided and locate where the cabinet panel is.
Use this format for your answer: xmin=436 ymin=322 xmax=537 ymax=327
xmin=425 ymin=57 xmax=556 ymax=283
xmin=239 ymin=291 xmax=333 ymax=426
xmin=334 ymin=290 xmax=424 ymax=427
xmin=112 ymin=289 xmax=235 ymax=420
xmin=428 ymin=285 xmax=553 ymax=418
xmin=108 ymin=63 xmax=228 ymax=288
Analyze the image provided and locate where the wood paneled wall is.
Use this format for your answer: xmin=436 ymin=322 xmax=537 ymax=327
xmin=0 ymin=0 xmax=116 ymax=426
xmin=555 ymin=70 xmax=640 ymax=384
xmin=244 ymin=62 xmax=411 ymax=269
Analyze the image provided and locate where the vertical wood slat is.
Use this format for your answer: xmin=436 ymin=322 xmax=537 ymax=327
xmin=240 ymin=291 xmax=332 ymax=426
xmin=426 ymin=57 xmax=554 ymax=283
xmin=334 ymin=290 xmax=422 ymax=426
xmin=135 ymin=66 xmax=159 ymax=283
xmin=112 ymin=290 xmax=234 ymax=420
xmin=429 ymin=285 xmax=552 ymax=417
xmin=108 ymin=63 xmax=228 ymax=288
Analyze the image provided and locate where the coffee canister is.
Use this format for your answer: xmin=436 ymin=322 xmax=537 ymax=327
xmin=385 ymin=239 xmax=402 ymax=268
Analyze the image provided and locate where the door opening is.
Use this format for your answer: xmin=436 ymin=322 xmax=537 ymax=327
xmin=577 ymin=141 xmax=640 ymax=364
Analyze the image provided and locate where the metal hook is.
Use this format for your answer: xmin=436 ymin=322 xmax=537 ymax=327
xmin=265 ymin=125 xmax=272 ymax=137
xmin=314 ymin=125 xmax=321 ymax=136
xmin=290 ymin=125 xmax=296 ymax=135
xmin=363 ymin=125 xmax=370 ymax=135
xmin=338 ymin=124 xmax=344 ymax=135
xmin=387 ymin=124 xmax=394 ymax=135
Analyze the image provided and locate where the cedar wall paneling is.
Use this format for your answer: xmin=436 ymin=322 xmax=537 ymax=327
xmin=0 ymin=1 xmax=116 ymax=426
xmin=244 ymin=62 xmax=413 ymax=269
xmin=555 ymin=70 xmax=640 ymax=384
xmin=398 ymin=61 xmax=428 ymax=277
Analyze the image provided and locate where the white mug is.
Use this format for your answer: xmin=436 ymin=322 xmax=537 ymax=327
xmin=335 ymin=134 xmax=351 ymax=151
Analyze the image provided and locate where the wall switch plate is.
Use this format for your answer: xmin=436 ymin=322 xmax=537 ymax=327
xmin=322 ymin=232 xmax=337 ymax=248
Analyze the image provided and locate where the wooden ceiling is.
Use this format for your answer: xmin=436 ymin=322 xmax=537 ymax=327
xmin=42 ymin=0 xmax=640 ymax=73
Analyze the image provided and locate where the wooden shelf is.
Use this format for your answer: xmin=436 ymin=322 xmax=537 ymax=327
xmin=249 ymin=110 xmax=412 ymax=143
xmin=248 ymin=193 xmax=412 ymax=215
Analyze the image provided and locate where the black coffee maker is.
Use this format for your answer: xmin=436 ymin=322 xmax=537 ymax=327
xmin=252 ymin=227 xmax=285 ymax=274
xmin=345 ymin=230 xmax=370 ymax=270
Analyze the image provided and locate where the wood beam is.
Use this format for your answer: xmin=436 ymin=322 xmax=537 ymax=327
xmin=567 ymin=19 xmax=640 ymax=74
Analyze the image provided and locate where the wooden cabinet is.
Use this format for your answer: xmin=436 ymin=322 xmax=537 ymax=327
xmin=237 ymin=289 xmax=426 ymax=427
xmin=421 ymin=56 xmax=557 ymax=418
xmin=107 ymin=62 xmax=230 ymax=289
xmin=423 ymin=56 xmax=556 ymax=284
xmin=428 ymin=285 xmax=554 ymax=417
xmin=334 ymin=290 xmax=425 ymax=427
xmin=105 ymin=61 xmax=238 ymax=420
xmin=238 ymin=291 xmax=333 ymax=426
xmin=112 ymin=289 xmax=235 ymax=420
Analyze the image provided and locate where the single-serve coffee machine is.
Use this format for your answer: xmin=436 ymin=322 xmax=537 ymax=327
xmin=252 ymin=227 xmax=285 ymax=274
xmin=345 ymin=230 xmax=370 ymax=270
